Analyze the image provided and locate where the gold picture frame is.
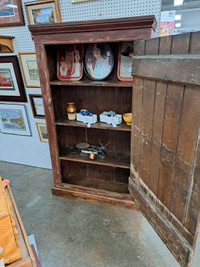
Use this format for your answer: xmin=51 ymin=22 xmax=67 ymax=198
xmin=25 ymin=0 xmax=61 ymax=25
xmin=36 ymin=122 xmax=48 ymax=142
xmin=19 ymin=52 xmax=40 ymax=88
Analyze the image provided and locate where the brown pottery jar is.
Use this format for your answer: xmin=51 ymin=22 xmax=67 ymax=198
xmin=67 ymin=102 xmax=76 ymax=120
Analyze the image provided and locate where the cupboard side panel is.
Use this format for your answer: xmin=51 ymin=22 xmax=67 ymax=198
xmin=131 ymin=78 xmax=143 ymax=182
xmin=170 ymin=88 xmax=200 ymax=228
xmin=148 ymin=82 xmax=167 ymax=195
xmin=139 ymin=80 xmax=156 ymax=188
xmin=157 ymin=84 xmax=184 ymax=210
xmin=35 ymin=43 xmax=62 ymax=184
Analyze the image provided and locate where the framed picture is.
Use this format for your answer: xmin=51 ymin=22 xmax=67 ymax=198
xmin=0 ymin=0 xmax=24 ymax=27
xmin=57 ymin=45 xmax=83 ymax=81
xmin=71 ymin=0 xmax=96 ymax=3
xmin=0 ymin=56 xmax=27 ymax=102
xmin=0 ymin=104 xmax=31 ymax=136
xmin=84 ymin=43 xmax=114 ymax=81
xmin=25 ymin=0 xmax=61 ymax=25
xmin=19 ymin=52 xmax=40 ymax=88
xmin=36 ymin=122 xmax=48 ymax=142
xmin=29 ymin=94 xmax=45 ymax=119
xmin=117 ymin=42 xmax=133 ymax=81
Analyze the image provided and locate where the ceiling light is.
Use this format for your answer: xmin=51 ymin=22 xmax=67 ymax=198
xmin=174 ymin=0 xmax=184 ymax=6
xmin=175 ymin=23 xmax=182 ymax=27
xmin=175 ymin=14 xmax=182 ymax=20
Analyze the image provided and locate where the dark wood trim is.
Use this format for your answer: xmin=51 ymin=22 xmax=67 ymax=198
xmin=52 ymin=183 xmax=138 ymax=210
xmin=29 ymin=16 xmax=157 ymax=36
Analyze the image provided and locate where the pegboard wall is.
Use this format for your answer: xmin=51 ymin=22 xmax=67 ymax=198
xmin=0 ymin=0 xmax=161 ymax=169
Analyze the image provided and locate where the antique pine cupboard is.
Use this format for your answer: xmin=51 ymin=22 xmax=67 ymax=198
xmin=29 ymin=16 xmax=200 ymax=267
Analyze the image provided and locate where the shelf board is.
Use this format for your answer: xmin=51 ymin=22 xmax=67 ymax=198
xmin=50 ymin=79 xmax=132 ymax=88
xmin=55 ymin=115 xmax=131 ymax=131
xmin=59 ymin=148 xmax=130 ymax=169
xmin=62 ymin=176 xmax=129 ymax=194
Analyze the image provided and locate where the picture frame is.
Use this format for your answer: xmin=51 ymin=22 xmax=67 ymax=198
xmin=71 ymin=0 xmax=96 ymax=3
xmin=19 ymin=52 xmax=40 ymax=88
xmin=0 ymin=0 xmax=24 ymax=27
xmin=29 ymin=94 xmax=45 ymax=119
xmin=117 ymin=42 xmax=133 ymax=81
xmin=36 ymin=122 xmax=48 ymax=142
xmin=0 ymin=56 xmax=27 ymax=102
xmin=57 ymin=45 xmax=83 ymax=81
xmin=0 ymin=103 xmax=31 ymax=136
xmin=84 ymin=43 xmax=114 ymax=81
xmin=25 ymin=0 xmax=61 ymax=25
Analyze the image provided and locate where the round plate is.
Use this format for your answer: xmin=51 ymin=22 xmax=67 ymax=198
xmin=76 ymin=143 xmax=90 ymax=149
xmin=84 ymin=43 xmax=114 ymax=81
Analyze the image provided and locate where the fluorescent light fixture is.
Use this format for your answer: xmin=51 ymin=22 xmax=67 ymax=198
xmin=174 ymin=0 xmax=184 ymax=6
xmin=175 ymin=23 xmax=182 ymax=27
xmin=175 ymin=14 xmax=182 ymax=20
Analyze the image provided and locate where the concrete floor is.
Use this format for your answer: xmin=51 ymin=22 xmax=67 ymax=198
xmin=1 ymin=161 xmax=200 ymax=267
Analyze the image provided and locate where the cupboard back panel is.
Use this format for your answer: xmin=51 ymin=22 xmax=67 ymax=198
xmin=61 ymin=160 xmax=129 ymax=193
xmin=56 ymin=126 xmax=130 ymax=155
xmin=52 ymin=86 xmax=132 ymax=121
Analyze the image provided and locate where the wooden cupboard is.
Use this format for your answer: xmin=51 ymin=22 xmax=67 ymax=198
xmin=29 ymin=17 xmax=200 ymax=267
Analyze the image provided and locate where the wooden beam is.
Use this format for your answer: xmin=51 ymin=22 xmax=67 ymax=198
xmin=132 ymin=55 xmax=200 ymax=86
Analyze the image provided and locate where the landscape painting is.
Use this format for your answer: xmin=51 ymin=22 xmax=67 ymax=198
xmin=0 ymin=57 xmax=26 ymax=102
xmin=32 ymin=6 xmax=55 ymax=24
xmin=0 ymin=104 xmax=31 ymax=135
xmin=0 ymin=0 xmax=15 ymax=17
xmin=27 ymin=60 xmax=39 ymax=80
xmin=36 ymin=122 xmax=48 ymax=142
xmin=19 ymin=52 xmax=40 ymax=88
xmin=0 ymin=68 xmax=14 ymax=89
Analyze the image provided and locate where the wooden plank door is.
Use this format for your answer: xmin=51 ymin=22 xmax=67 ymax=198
xmin=129 ymin=31 xmax=200 ymax=267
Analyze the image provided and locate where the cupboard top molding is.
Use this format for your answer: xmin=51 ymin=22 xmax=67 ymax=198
xmin=29 ymin=15 xmax=157 ymax=44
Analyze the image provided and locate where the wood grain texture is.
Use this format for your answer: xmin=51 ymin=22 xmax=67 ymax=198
xmin=131 ymin=31 xmax=200 ymax=266
xmin=171 ymin=33 xmax=190 ymax=54
xmin=132 ymin=55 xmax=200 ymax=86
xmin=52 ymin=183 xmax=137 ymax=210
xmin=35 ymin=43 xmax=62 ymax=185
xmin=129 ymin=178 xmax=193 ymax=267
xmin=29 ymin=16 xmax=157 ymax=37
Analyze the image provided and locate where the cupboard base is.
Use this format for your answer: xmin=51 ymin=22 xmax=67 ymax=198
xmin=52 ymin=184 xmax=138 ymax=210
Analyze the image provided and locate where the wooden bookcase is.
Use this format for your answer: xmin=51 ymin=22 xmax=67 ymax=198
xmin=29 ymin=16 xmax=156 ymax=209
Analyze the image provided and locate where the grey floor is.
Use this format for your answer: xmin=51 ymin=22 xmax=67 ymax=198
xmin=1 ymin=161 xmax=200 ymax=267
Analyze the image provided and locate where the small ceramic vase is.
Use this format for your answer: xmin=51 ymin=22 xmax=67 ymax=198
xmin=67 ymin=102 xmax=76 ymax=120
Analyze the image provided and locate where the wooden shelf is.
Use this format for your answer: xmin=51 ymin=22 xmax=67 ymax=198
xmin=59 ymin=148 xmax=130 ymax=169
xmin=55 ymin=115 xmax=131 ymax=132
xmin=50 ymin=79 xmax=132 ymax=88
xmin=62 ymin=176 xmax=129 ymax=194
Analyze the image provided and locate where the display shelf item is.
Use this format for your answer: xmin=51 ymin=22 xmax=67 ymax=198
xmin=100 ymin=111 xmax=122 ymax=127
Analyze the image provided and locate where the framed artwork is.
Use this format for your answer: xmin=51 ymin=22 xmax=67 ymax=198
xmin=29 ymin=94 xmax=45 ymax=119
xmin=36 ymin=122 xmax=48 ymax=142
xmin=57 ymin=45 xmax=83 ymax=81
xmin=25 ymin=0 xmax=61 ymax=25
xmin=19 ymin=52 xmax=40 ymax=88
xmin=117 ymin=42 xmax=133 ymax=81
xmin=84 ymin=43 xmax=114 ymax=81
xmin=0 ymin=56 xmax=27 ymax=102
xmin=71 ymin=0 xmax=96 ymax=3
xmin=0 ymin=104 xmax=31 ymax=136
xmin=0 ymin=0 xmax=24 ymax=27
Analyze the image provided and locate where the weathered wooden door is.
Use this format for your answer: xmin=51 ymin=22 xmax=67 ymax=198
xmin=129 ymin=32 xmax=200 ymax=267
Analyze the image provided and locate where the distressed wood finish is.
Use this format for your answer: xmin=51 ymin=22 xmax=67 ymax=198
xmin=130 ymin=31 xmax=200 ymax=267
xmin=30 ymin=16 xmax=156 ymax=208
